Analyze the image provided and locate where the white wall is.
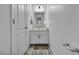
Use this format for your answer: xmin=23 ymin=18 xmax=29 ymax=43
xmin=0 ymin=4 xmax=79 ymax=55
xmin=49 ymin=4 xmax=79 ymax=55
xmin=0 ymin=4 xmax=10 ymax=55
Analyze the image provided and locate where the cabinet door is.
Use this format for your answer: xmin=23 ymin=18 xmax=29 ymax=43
xmin=31 ymin=35 xmax=39 ymax=44
xmin=39 ymin=34 xmax=48 ymax=44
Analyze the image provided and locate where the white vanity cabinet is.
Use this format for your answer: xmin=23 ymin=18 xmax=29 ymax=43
xmin=30 ymin=30 xmax=49 ymax=44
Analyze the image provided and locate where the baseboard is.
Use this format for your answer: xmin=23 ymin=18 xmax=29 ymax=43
xmin=19 ymin=47 xmax=28 ymax=55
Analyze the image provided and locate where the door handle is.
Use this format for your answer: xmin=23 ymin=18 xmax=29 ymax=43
xmin=25 ymin=26 xmax=28 ymax=29
xmin=13 ymin=19 xmax=15 ymax=24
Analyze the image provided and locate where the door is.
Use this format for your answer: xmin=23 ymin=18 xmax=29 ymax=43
xmin=12 ymin=4 xmax=29 ymax=55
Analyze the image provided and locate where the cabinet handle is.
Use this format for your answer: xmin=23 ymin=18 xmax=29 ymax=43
xmin=38 ymin=35 xmax=40 ymax=39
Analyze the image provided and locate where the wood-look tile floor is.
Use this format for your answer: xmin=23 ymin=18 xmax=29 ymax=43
xmin=24 ymin=44 xmax=53 ymax=55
